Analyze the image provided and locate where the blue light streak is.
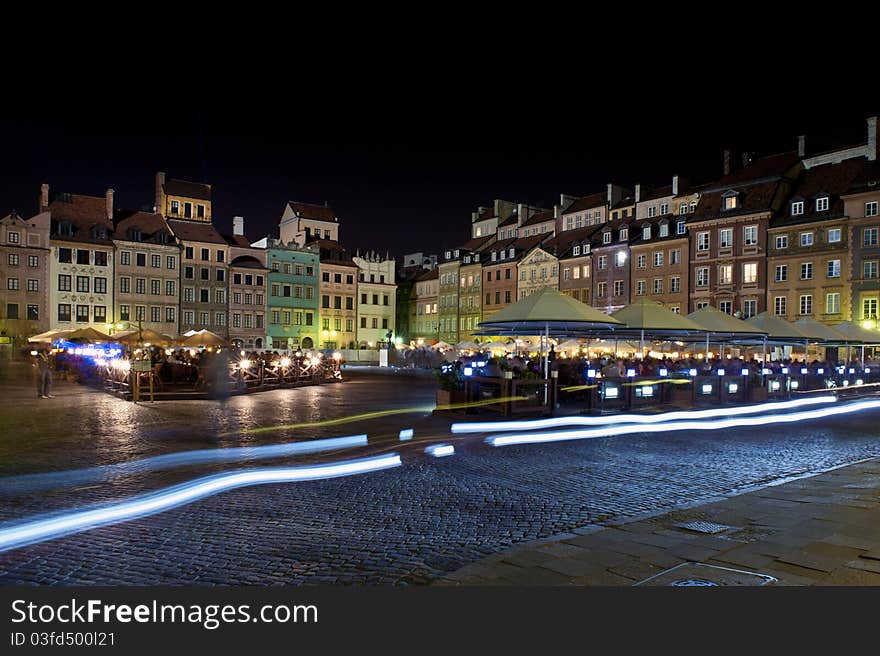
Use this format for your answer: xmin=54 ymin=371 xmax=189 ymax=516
xmin=425 ymin=444 xmax=454 ymax=457
xmin=0 ymin=435 xmax=369 ymax=495
xmin=0 ymin=454 xmax=402 ymax=553
xmin=486 ymin=399 xmax=880 ymax=447
xmin=451 ymin=396 xmax=837 ymax=434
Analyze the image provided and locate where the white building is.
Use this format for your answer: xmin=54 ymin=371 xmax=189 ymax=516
xmin=354 ymin=251 xmax=396 ymax=347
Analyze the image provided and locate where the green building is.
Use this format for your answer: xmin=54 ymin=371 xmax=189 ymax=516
xmin=257 ymin=238 xmax=319 ymax=351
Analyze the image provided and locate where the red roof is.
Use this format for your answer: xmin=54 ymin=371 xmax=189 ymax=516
xmin=286 ymin=201 xmax=336 ymax=222
xmin=519 ymin=209 xmax=555 ymax=227
xmin=167 ymin=219 xmax=227 ymax=245
xmin=562 ymin=191 xmax=606 ymax=214
xmin=164 ymin=178 xmax=211 ymax=201
xmin=113 ymin=210 xmax=172 ymax=244
xmin=48 ymin=193 xmax=113 ymax=245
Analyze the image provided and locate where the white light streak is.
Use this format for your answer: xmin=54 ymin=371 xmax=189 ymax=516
xmin=425 ymin=444 xmax=454 ymax=457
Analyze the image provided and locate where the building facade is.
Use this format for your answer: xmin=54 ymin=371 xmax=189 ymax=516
xmin=555 ymin=226 xmax=596 ymax=305
xmin=411 ymin=268 xmax=439 ymax=344
xmin=169 ymin=220 xmax=229 ymax=337
xmin=318 ymin=241 xmax=358 ymax=349
xmin=517 ymin=245 xmax=559 ymax=299
xmin=260 ymin=239 xmax=319 ymax=350
xmin=0 ymin=210 xmax=51 ymax=347
xmin=591 ymin=218 xmax=634 ymax=313
xmin=226 ymin=218 xmax=268 ymax=350
xmin=630 ymin=216 xmax=689 ymax=314
xmin=279 ymin=201 xmax=338 ymax=247
xmin=845 ymin=161 xmax=880 ymax=323
xmin=354 ymin=252 xmax=396 ymax=347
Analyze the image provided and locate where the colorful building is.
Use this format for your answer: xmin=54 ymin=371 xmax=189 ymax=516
xmin=259 ymin=239 xmax=319 ymax=351
xmin=354 ymin=251 xmax=396 ymax=347
xmin=317 ymin=241 xmax=358 ymax=349
xmin=226 ymin=217 xmax=268 ymax=349
xmin=0 ymin=209 xmax=51 ymax=348
xmin=411 ymin=268 xmax=439 ymax=344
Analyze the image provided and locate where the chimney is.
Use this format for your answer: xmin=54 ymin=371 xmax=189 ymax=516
xmin=634 ymin=184 xmax=641 ymax=203
xmin=672 ymin=175 xmax=679 ymax=196
xmin=798 ymin=135 xmax=806 ymax=158
xmin=723 ymin=150 xmax=731 ymax=176
xmin=105 ymin=189 xmax=114 ymax=220
xmin=233 ymin=216 xmax=245 ymax=236
xmin=155 ymin=171 xmax=166 ymax=212
xmin=494 ymin=199 xmax=502 ymax=218
xmin=39 ymin=183 xmax=49 ymax=211
xmin=867 ymin=116 xmax=877 ymax=162
xmin=607 ymin=183 xmax=613 ymax=205
xmin=517 ymin=202 xmax=526 ymax=226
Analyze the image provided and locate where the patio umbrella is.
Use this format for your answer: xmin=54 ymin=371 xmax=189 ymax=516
xmin=180 ymin=330 xmax=229 ymax=348
xmin=477 ymin=287 xmax=623 ymax=401
xmin=611 ymin=300 xmax=705 ymax=355
xmin=27 ymin=328 xmax=75 ymax=343
xmin=65 ymin=327 xmax=112 ymax=342
xmin=792 ymin=318 xmax=850 ymax=343
xmin=430 ymin=341 xmax=452 ymax=350
xmin=687 ymin=305 xmax=767 ymax=357
xmin=833 ymin=321 xmax=880 ymax=365
xmin=455 ymin=340 xmax=478 ymax=350
xmin=116 ymin=328 xmax=176 ymax=347
xmin=557 ymin=339 xmax=587 ymax=352
xmin=743 ymin=312 xmax=812 ymax=366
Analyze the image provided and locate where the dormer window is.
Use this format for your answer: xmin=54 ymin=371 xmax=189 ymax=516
xmin=619 ymin=228 xmax=628 ymax=241
xmin=722 ymin=191 xmax=739 ymax=211
xmin=156 ymin=231 xmax=169 ymax=245
xmin=648 ymin=206 xmax=657 ymax=218
xmin=677 ymin=220 xmax=686 ymax=235
xmin=659 ymin=222 xmax=669 ymax=237
xmin=445 ymin=250 xmax=451 ymax=259
xmin=57 ymin=221 xmax=73 ymax=237
xmin=791 ymin=201 xmax=804 ymax=216
xmin=572 ymin=245 xmax=581 ymax=256
xmin=643 ymin=226 xmax=651 ymax=240
xmin=603 ymin=231 xmax=612 ymax=244
xmin=464 ymin=255 xmax=471 ymax=264
xmin=129 ymin=228 xmax=142 ymax=242
xmin=499 ymin=250 xmax=505 ymax=260
xmin=690 ymin=200 xmax=697 ymax=212
xmin=816 ymin=196 xmax=829 ymax=212
xmin=508 ymin=248 xmax=514 ymax=258
xmin=170 ymin=200 xmax=180 ymax=215
xmin=491 ymin=251 xmax=497 ymax=261
xmin=454 ymin=249 xmax=460 ymax=257
xmin=680 ymin=204 xmax=687 ymax=215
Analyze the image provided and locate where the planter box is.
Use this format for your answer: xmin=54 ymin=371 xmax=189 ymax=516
xmin=436 ymin=389 xmax=467 ymax=408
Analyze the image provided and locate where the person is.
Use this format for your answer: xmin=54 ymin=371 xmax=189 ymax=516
xmin=35 ymin=347 xmax=53 ymax=398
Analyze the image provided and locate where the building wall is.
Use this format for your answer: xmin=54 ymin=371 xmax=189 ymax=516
xmin=267 ymin=245 xmax=319 ymax=350
xmin=457 ymin=261 xmax=483 ymax=340
xmin=437 ymin=260 xmax=460 ymax=344
xmin=517 ymin=248 xmax=558 ymax=299
xmin=630 ymin=236 xmax=689 ymax=314
xmin=114 ymin=240 xmax=180 ymax=333
xmin=49 ymin=240 xmax=115 ymax=331
xmin=846 ymin=190 xmax=880 ymax=322
xmin=591 ymin=243 xmax=630 ymax=313
xmin=0 ymin=211 xmax=50 ymax=345
xmin=178 ymin=240 xmax=229 ymax=336
xmin=412 ymin=274 xmax=439 ymax=343
xmin=228 ymin=246 xmax=268 ymax=349
xmin=482 ymin=260 xmax=517 ymax=321
xmin=558 ymin=255 xmax=592 ymax=304
xmin=354 ymin=256 xmax=396 ymax=346
xmin=319 ymin=262 xmax=357 ymax=349
xmin=559 ymin=205 xmax=605 ymax=233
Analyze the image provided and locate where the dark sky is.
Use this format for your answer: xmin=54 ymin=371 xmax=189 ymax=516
xmin=2 ymin=99 xmax=877 ymax=260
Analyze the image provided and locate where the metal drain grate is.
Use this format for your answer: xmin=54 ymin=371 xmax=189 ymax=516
xmin=674 ymin=520 xmax=733 ymax=535
xmin=634 ymin=562 xmax=777 ymax=587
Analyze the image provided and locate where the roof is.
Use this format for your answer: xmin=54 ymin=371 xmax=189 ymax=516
xmin=483 ymin=234 xmax=548 ymax=264
xmin=229 ymin=255 xmax=267 ymax=270
xmin=164 ymin=178 xmax=211 ymax=201
xmin=166 ymin=219 xmax=227 ymax=245
xmin=285 ymin=201 xmax=336 ymax=223
xmin=113 ymin=210 xmax=172 ymax=244
xmin=48 ymin=193 xmax=114 ymax=245
xmin=223 ymin=233 xmax=253 ymax=248
xmin=610 ymin=196 xmax=636 ymax=211
xmin=477 ymin=287 xmax=623 ymax=334
xmin=714 ymin=151 xmax=802 ymax=187
xmin=629 ymin=215 xmax=686 ymax=246
xmin=519 ymin=209 xmax=555 ymax=228
xmin=847 ymin=161 xmax=880 ymax=194
xmin=642 ymin=184 xmax=674 ymax=201
xmin=459 ymin=234 xmax=495 ymax=252
xmin=551 ymin=225 xmax=602 ymax=259
xmin=686 ymin=305 xmax=766 ymax=336
xmin=590 ymin=217 xmax=635 ymax=248
xmin=561 ymin=191 xmax=606 ymax=215
xmin=743 ymin=312 xmax=810 ymax=342
xmin=772 ymin=158 xmax=867 ymax=228
xmin=415 ymin=268 xmax=439 ymax=282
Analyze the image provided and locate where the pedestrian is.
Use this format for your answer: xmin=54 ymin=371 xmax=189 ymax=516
xmin=35 ymin=347 xmax=53 ymax=398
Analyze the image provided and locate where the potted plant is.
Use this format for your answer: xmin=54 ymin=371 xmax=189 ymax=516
xmin=434 ymin=367 xmax=467 ymax=407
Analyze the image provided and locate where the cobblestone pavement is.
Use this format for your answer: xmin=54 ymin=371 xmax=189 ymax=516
xmin=2 ymin=365 xmax=880 ymax=584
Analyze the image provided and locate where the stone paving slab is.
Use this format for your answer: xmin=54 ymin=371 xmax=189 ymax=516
xmin=440 ymin=457 xmax=880 ymax=586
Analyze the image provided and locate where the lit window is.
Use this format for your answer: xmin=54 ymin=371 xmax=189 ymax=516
xmin=791 ymin=201 xmax=804 ymax=215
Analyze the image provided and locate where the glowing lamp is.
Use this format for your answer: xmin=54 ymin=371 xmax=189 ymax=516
xmin=717 ymin=369 xmax=725 ymax=376
xmin=817 ymin=368 xmax=824 ymax=374
xmin=587 ymin=369 xmax=596 ymax=378
xmin=790 ymin=381 xmax=799 ymax=389
xmin=857 ymin=379 xmax=864 ymax=386
xmin=782 ymin=367 xmax=789 ymax=375
xmin=239 ymin=359 xmax=251 ymax=370
xmin=604 ymin=386 xmax=619 ymax=399
xmin=626 ymin=369 xmax=636 ymax=378
xmin=843 ymin=380 xmax=850 ymax=387
xmin=728 ymin=383 xmax=739 ymax=394
xmin=659 ymin=368 xmax=668 ymax=377
xmin=849 ymin=368 xmax=856 ymax=374
xmin=701 ymin=384 xmax=713 ymax=394
xmin=29 ymin=350 xmax=37 ymax=356
xmin=333 ymin=352 xmax=342 ymax=361
xmin=280 ymin=357 xmax=291 ymax=368
xmin=770 ymin=381 xmax=781 ymax=391
xmin=762 ymin=368 xmax=771 ymax=375
xmin=295 ymin=350 xmax=302 ymax=358
xmin=463 ymin=367 xmax=473 ymax=376
xmin=741 ymin=368 xmax=749 ymax=376
xmin=801 ymin=368 xmax=808 ymax=375
xmin=866 ymin=368 xmax=871 ymax=374
xmin=689 ymin=368 xmax=697 ymax=376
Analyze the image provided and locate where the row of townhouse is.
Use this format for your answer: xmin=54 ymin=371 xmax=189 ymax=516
xmin=0 ymin=174 xmax=398 ymax=352
xmin=403 ymin=117 xmax=880 ymax=344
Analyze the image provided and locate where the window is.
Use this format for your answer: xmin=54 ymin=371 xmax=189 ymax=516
xmin=382 ymin=318 xmax=389 ymax=329
xmin=201 ymin=248 xmax=210 ymax=261
xmin=653 ymin=252 xmax=664 ymax=267
xmin=801 ymin=232 xmax=814 ymax=247
xmin=215 ymin=289 xmax=225 ymax=304
xmin=696 ymin=267 xmax=709 ymax=287
xmin=136 ymin=278 xmax=146 ymax=294
xmin=774 ymin=296 xmax=787 ymax=316
xmin=165 ymin=280 xmax=176 ymax=296
xmin=647 ymin=207 xmax=656 ymax=219
xmin=58 ymin=274 xmax=71 ymax=291
xmin=361 ymin=317 xmax=367 ymax=329
xmin=799 ymin=295 xmax=813 ymax=315
xmin=7 ymin=231 xmax=19 ymax=244
xmin=742 ymin=299 xmax=757 ymax=318
xmin=200 ymin=289 xmax=209 ymax=303
xmin=659 ymin=223 xmax=669 ymax=237
xmin=200 ymin=268 xmax=209 ymax=281
xmin=75 ymin=249 xmax=89 ymax=265
xmin=216 ymin=269 xmax=225 ymax=282
xmin=643 ymin=225 xmax=652 ymax=239
xmin=603 ymin=232 xmax=611 ymax=244
xmin=723 ymin=195 xmax=738 ymax=210
xmin=719 ymin=228 xmax=732 ymax=248
xmin=26 ymin=304 xmax=38 ymax=320
xmin=184 ymin=202 xmax=193 ymax=219
xmin=572 ymin=245 xmax=581 ymax=256
xmin=183 ymin=310 xmax=194 ymax=325
xmin=826 ymin=292 xmax=841 ymax=315
xmin=76 ymin=305 xmax=89 ymax=322
xmin=637 ymin=254 xmax=646 ymax=269
xmin=775 ymin=235 xmax=788 ymax=249
xmin=170 ymin=200 xmax=180 ymax=215
xmin=597 ymin=255 xmax=607 ymax=270
xmin=7 ymin=253 xmax=19 ymax=266
xmin=670 ymin=276 xmax=681 ymax=293
xmin=197 ymin=204 xmax=206 ymax=219
xmin=372 ymin=318 xmax=378 ymax=329
xmin=828 ymin=228 xmax=841 ymax=243
xmin=801 ymin=262 xmax=813 ymax=280
xmin=827 ymin=259 xmax=841 ymax=278
xmin=742 ymin=262 xmax=757 ymax=284
xmin=28 ymin=255 xmax=38 ymax=267
xmin=151 ymin=254 xmax=161 ymax=268
xmin=148 ymin=306 xmax=160 ymax=322
xmin=215 ymin=313 xmax=225 ymax=326
xmin=58 ymin=248 xmax=72 ymax=263
xmin=615 ymin=252 xmax=626 ymax=268
xmin=660 ymin=203 xmax=669 ymax=215
xmin=677 ymin=221 xmax=686 ymax=235
xmin=136 ymin=253 xmax=146 ymax=267
xmin=150 ymin=279 xmax=160 ymax=295
xmin=719 ymin=300 xmax=732 ymax=315
xmin=597 ymin=282 xmax=607 ymax=298
xmin=863 ymin=298 xmax=878 ymax=320
xmin=613 ymin=280 xmax=624 ymax=296
xmin=6 ymin=278 xmax=18 ymax=290
xmin=775 ymin=265 xmax=788 ymax=282
xmin=334 ymin=296 xmax=342 ymax=310
xmin=863 ymin=261 xmax=878 ymax=279
xmin=864 ymin=228 xmax=878 ymax=247
xmin=719 ymin=264 xmax=732 ymax=285
xmin=76 ymin=276 xmax=89 ymax=293
xmin=816 ymin=197 xmax=829 ymax=212
xmin=184 ymin=246 xmax=194 ymax=259
xmin=697 ymin=232 xmax=710 ymax=251
xmin=183 ymin=287 xmax=194 ymax=302
xmin=866 ymin=202 xmax=879 ymax=217
xmin=744 ymin=225 xmax=758 ymax=246
xmin=166 ymin=255 xmax=176 ymax=270
xmin=26 ymin=279 xmax=38 ymax=292
xmin=94 ymin=277 xmax=107 ymax=294
xmin=653 ymin=278 xmax=663 ymax=294
xmin=58 ymin=304 xmax=71 ymax=322
xmin=184 ymin=266 xmax=194 ymax=280
xmin=619 ymin=228 xmax=628 ymax=241
xmin=791 ymin=201 xmax=804 ymax=215
xmin=636 ymin=280 xmax=646 ymax=296
xmin=166 ymin=307 xmax=175 ymax=323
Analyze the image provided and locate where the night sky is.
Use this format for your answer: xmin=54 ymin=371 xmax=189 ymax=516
xmin=1 ymin=100 xmax=877 ymax=260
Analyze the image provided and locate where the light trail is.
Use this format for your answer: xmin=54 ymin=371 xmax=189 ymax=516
xmin=452 ymin=396 xmax=838 ymax=434
xmin=486 ymin=398 xmax=880 ymax=447
xmin=0 ymin=454 xmax=402 ymax=553
xmin=0 ymin=435 xmax=369 ymax=495
xmin=425 ymin=444 xmax=455 ymax=457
